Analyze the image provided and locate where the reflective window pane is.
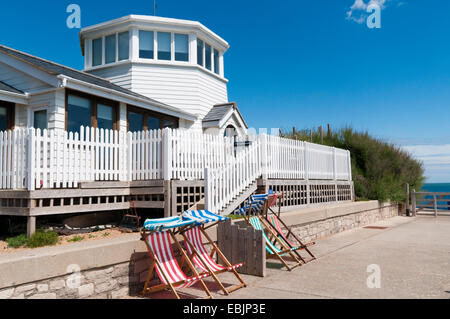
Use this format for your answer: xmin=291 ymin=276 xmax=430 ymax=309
xmin=197 ymin=39 xmax=204 ymax=66
xmin=105 ymin=35 xmax=116 ymax=64
xmin=163 ymin=119 xmax=176 ymax=129
xmin=97 ymin=104 xmax=114 ymax=130
xmin=139 ymin=30 xmax=154 ymax=59
xmin=128 ymin=111 xmax=143 ymax=132
xmin=67 ymin=95 xmax=91 ymax=134
xmin=205 ymin=44 xmax=212 ymax=71
xmin=175 ymin=34 xmax=189 ymax=62
xmin=118 ymin=31 xmax=129 ymax=61
xmin=214 ymin=49 xmax=220 ymax=75
xmin=157 ymin=32 xmax=171 ymax=61
xmin=34 ymin=110 xmax=47 ymax=131
xmin=147 ymin=116 xmax=160 ymax=130
xmin=0 ymin=106 xmax=7 ymax=131
xmin=92 ymin=38 xmax=103 ymax=66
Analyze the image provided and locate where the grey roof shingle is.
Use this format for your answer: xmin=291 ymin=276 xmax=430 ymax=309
xmin=203 ymin=102 xmax=247 ymax=128
xmin=0 ymin=80 xmax=23 ymax=94
xmin=0 ymin=45 xmax=171 ymax=108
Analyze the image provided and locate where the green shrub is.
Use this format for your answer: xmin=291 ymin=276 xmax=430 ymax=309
xmin=26 ymin=230 xmax=59 ymax=248
xmin=6 ymin=234 xmax=28 ymax=248
xmin=67 ymin=235 xmax=85 ymax=243
xmin=282 ymin=127 xmax=425 ymax=202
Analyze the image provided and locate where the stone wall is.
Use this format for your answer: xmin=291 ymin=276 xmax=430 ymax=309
xmin=0 ymin=253 xmax=152 ymax=299
xmin=289 ymin=202 xmax=399 ymax=243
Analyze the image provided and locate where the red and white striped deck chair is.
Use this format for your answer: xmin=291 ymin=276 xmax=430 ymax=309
xmin=268 ymin=214 xmax=316 ymax=263
xmin=182 ymin=226 xmax=247 ymax=295
xmin=141 ymin=230 xmax=213 ymax=299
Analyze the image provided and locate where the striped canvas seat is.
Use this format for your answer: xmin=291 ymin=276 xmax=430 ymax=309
xmin=234 ymin=194 xmax=267 ymax=215
xmin=146 ymin=231 xmax=209 ymax=289
xmin=143 ymin=216 xmax=195 ymax=232
xmin=182 ymin=210 xmax=228 ymax=225
xmin=184 ymin=226 xmax=243 ymax=273
xmin=269 ymin=214 xmax=315 ymax=249
xmin=249 ymin=216 xmax=300 ymax=255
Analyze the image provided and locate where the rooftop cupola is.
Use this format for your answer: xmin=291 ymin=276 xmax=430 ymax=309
xmin=79 ymin=15 xmax=230 ymax=130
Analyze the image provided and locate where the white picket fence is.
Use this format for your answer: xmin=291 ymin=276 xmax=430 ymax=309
xmin=259 ymin=134 xmax=352 ymax=181
xmin=205 ymin=138 xmax=261 ymax=213
xmin=0 ymin=127 xmax=352 ymax=190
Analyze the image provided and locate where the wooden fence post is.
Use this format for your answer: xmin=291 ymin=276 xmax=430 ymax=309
xmin=304 ymin=142 xmax=310 ymax=205
xmin=411 ymin=189 xmax=416 ymax=216
xmin=162 ymin=128 xmax=172 ymax=181
xmin=433 ymin=194 xmax=438 ymax=217
xmin=126 ymin=132 xmax=132 ymax=182
xmin=204 ymin=167 xmax=212 ymax=211
xmin=27 ymin=128 xmax=35 ymax=191
xmin=260 ymin=134 xmax=268 ymax=180
xmin=405 ymin=183 xmax=410 ymax=216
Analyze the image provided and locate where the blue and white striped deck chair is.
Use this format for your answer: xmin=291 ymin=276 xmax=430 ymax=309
xmin=233 ymin=194 xmax=268 ymax=216
xmin=143 ymin=216 xmax=195 ymax=232
xmin=182 ymin=210 xmax=228 ymax=228
xmin=248 ymin=216 xmax=302 ymax=271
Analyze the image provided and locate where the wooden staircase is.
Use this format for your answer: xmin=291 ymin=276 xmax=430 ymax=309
xmin=189 ymin=180 xmax=258 ymax=216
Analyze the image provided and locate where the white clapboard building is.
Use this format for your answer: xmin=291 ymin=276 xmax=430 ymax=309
xmin=0 ymin=15 xmax=247 ymax=137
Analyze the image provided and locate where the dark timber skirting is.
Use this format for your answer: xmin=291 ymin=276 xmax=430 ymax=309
xmin=0 ymin=181 xmax=166 ymax=217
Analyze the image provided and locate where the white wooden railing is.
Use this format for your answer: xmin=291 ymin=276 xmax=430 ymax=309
xmin=205 ymin=138 xmax=261 ymax=213
xmin=0 ymin=127 xmax=352 ymax=190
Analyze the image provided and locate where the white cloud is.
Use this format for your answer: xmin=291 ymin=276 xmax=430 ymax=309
xmin=346 ymin=0 xmax=390 ymax=24
xmin=403 ymin=144 xmax=450 ymax=183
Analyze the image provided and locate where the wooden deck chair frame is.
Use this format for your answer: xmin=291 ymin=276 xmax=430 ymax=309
xmin=140 ymin=229 xmax=213 ymax=299
xmin=262 ymin=193 xmax=316 ymax=263
xmin=247 ymin=215 xmax=303 ymax=271
xmin=180 ymin=226 xmax=247 ymax=295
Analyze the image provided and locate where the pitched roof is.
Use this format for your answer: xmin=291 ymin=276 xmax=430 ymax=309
xmin=0 ymin=45 xmax=175 ymax=109
xmin=202 ymin=102 xmax=247 ymax=128
xmin=0 ymin=80 xmax=23 ymax=94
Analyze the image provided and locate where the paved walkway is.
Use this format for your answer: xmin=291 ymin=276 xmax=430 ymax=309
xmin=137 ymin=216 xmax=450 ymax=299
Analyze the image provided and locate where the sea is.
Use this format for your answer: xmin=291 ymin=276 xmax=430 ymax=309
xmin=420 ymin=183 xmax=450 ymax=211
xmin=421 ymin=183 xmax=450 ymax=193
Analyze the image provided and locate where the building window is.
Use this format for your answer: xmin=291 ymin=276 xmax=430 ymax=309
xmin=105 ymin=34 xmax=116 ymax=64
xmin=67 ymin=95 xmax=91 ymax=133
xmin=66 ymin=91 xmax=118 ymax=134
xmin=97 ymin=104 xmax=114 ymax=130
xmin=127 ymin=106 xmax=178 ymax=132
xmin=157 ymin=32 xmax=171 ymax=61
xmin=118 ymin=31 xmax=129 ymax=61
xmin=139 ymin=30 xmax=154 ymax=59
xmin=197 ymin=39 xmax=204 ymax=66
xmin=128 ymin=111 xmax=144 ymax=133
xmin=0 ymin=102 xmax=13 ymax=131
xmin=33 ymin=110 xmax=47 ymax=131
xmin=214 ymin=49 xmax=220 ymax=75
xmin=147 ymin=116 xmax=160 ymax=130
xmin=205 ymin=44 xmax=212 ymax=71
xmin=92 ymin=38 xmax=103 ymax=67
xmin=174 ymin=34 xmax=189 ymax=62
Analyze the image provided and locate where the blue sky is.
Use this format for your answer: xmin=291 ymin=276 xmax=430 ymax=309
xmin=0 ymin=0 xmax=449 ymax=182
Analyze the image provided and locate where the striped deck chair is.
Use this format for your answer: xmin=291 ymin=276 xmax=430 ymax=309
xmin=182 ymin=226 xmax=247 ymax=295
xmin=248 ymin=216 xmax=303 ymax=271
xmin=233 ymin=193 xmax=275 ymax=217
xmin=141 ymin=230 xmax=213 ymax=299
xmin=268 ymin=214 xmax=316 ymax=263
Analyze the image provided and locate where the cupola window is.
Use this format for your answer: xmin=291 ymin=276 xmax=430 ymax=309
xmin=118 ymin=31 xmax=129 ymax=61
xmin=105 ymin=34 xmax=116 ymax=64
xmin=197 ymin=39 xmax=204 ymax=66
xmin=205 ymin=44 xmax=212 ymax=71
xmin=92 ymin=38 xmax=103 ymax=67
xmin=175 ymin=34 xmax=189 ymax=62
xmin=139 ymin=30 xmax=154 ymax=59
xmin=157 ymin=32 xmax=172 ymax=61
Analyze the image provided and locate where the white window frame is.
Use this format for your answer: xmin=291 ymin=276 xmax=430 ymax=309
xmin=27 ymin=105 xmax=49 ymax=130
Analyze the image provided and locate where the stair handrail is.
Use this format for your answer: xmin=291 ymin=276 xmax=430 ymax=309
xmin=205 ymin=138 xmax=260 ymax=214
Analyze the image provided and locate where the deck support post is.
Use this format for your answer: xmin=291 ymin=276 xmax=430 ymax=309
xmin=163 ymin=180 xmax=171 ymax=217
xmin=27 ymin=216 xmax=36 ymax=238
xmin=411 ymin=189 xmax=416 ymax=216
